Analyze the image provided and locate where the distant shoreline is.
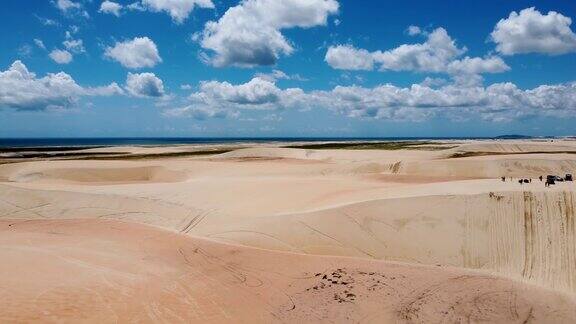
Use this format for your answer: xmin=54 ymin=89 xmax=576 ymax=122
xmin=0 ymin=135 xmax=562 ymax=148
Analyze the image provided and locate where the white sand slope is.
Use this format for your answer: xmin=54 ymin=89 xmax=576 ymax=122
xmin=1 ymin=219 xmax=575 ymax=323
xmin=190 ymin=190 xmax=576 ymax=293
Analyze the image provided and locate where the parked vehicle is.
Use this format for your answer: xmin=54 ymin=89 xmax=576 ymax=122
xmin=566 ymin=174 xmax=573 ymax=181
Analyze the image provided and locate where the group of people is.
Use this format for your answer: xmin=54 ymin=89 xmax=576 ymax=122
xmin=500 ymin=176 xmax=545 ymax=186
xmin=500 ymin=176 xmax=533 ymax=183
xmin=501 ymin=175 xmax=571 ymax=187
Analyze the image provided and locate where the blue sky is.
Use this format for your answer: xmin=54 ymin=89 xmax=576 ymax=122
xmin=0 ymin=0 xmax=575 ymax=137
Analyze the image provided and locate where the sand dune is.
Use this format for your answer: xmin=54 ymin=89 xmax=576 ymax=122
xmin=399 ymin=154 xmax=576 ymax=178
xmin=2 ymin=219 xmax=575 ymax=323
xmin=190 ymin=190 xmax=576 ymax=293
xmin=0 ymin=161 xmax=188 ymax=184
xmin=1 ymin=140 xmax=576 ymax=322
xmin=447 ymin=140 xmax=576 ymax=154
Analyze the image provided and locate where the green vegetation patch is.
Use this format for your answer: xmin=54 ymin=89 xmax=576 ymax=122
xmin=449 ymin=151 xmax=576 ymax=159
xmin=78 ymin=149 xmax=233 ymax=160
xmin=286 ymin=141 xmax=453 ymax=151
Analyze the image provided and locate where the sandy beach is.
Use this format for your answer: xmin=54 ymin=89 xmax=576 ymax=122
xmin=2 ymin=139 xmax=576 ymax=322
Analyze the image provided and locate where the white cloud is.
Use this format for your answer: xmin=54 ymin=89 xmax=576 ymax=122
xmin=87 ymin=83 xmax=125 ymax=96
xmin=125 ymin=72 xmax=165 ymax=97
xmin=407 ymin=25 xmax=422 ymax=36
xmin=310 ymin=81 xmax=576 ymax=122
xmin=34 ymin=39 xmax=46 ymax=50
xmin=325 ymin=45 xmax=374 ymax=71
xmin=163 ymin=105 xmax=236 ymax=119
xmin=168 ymin=75 xmax=576 ymax=122
xmin=199 ymin=0 xmax=339 ymax=67
xmin=446 ymin=56 xmax=510 ymax=74
xmin=325 ymin=27 xmax=510 ymax=77
xmin=255 ymin=70 xmax=288 ymax=82
xmin=491 ymin=7 xmax=576 ymax=55
xmin=140 ymin=0 xmax=214 ymax=24
xmin=99 ymin=1 xmax=123 ymax=16
xmin=164 ymin=77 xmax=307 ymax=118
xmin=419 ymin=77 xmax=448 ymax=88
xmin=104 ymin=37 xmax=162 ymax=69
xmin=325 ymin=28 xmax=464 ymax=73
xmin=63 ymin=37 xmax=85 ymax=54
xmin=53 ymin=0 xmax=89 ymax=18
xmin=46 ymin=34 xmax=85 ymax=64
xmin=192 ymin=77 xmax=283 ymax=106
xmin=180 ymin=84 xmax=192 ymax=90
xmin=49 ymin=49 xmax=73 ymax=64
xmin=127 ymin=2 xmax=146 ymax=11
xmin=373 ymin=28 xmax=465 ymax=72
xmin=54 ymin=0 xmax=81 ymax=12
xmin=0 ymin=61 xmax=122 ymax=111
xmin=254 ymin=69 xmax=307 ymax=82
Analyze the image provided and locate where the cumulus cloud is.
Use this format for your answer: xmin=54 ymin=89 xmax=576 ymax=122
xmin=137 ymin=0 xmax=214 ymax=23
xmin=0 ymin=61 xmax=122 ymax=111
xmin=104 ymin=37 xmax=162 ymax=69
xmin=325 ymin=27 xmax=510 ymax=77
xmin=54 ymin=0 xmax=81 ymax=12
xmin=374 ymin=28 xmax=465 ymax=72
xmin=419 ymin=77 xmax=448 ymax=88
xmin=446 ymin=56 xmax=510 ymax=75
xmin=125 ymin=72 xmax=165 ymax=97
xmin=165 ymin=77 xmax=307 ymax=118
xmin=87 ymin=82 xmax=125 ymax=97
xmin=325 ymin=45 xmax=374 ymax=71
xmin=311 ymin=81 xmax=576 ymax=122
xmin=99 ymin=1 xmax=123 ymax=16
xmin=491 ymin=7 xmax=576 ymax=55
xmin=325 ymin=28 xmax=462 ymax=72
xmin=199 ymin=0 xmax=339 ymax=67
xmin=169 ymin=74 xmax=576 ymax=122
xmin=49 ymin=49 xmax=73 ymax=64
xmin=53 ymin=0 xmax=89 ymax=18
xmin=46 ymin=33 xmax=86 ymax=64
xmin=192 ymin=77 xmax=283 ymax=106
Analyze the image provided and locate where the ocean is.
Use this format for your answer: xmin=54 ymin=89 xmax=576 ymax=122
xmin=0 ymin=137 xmax=505 ymax=148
